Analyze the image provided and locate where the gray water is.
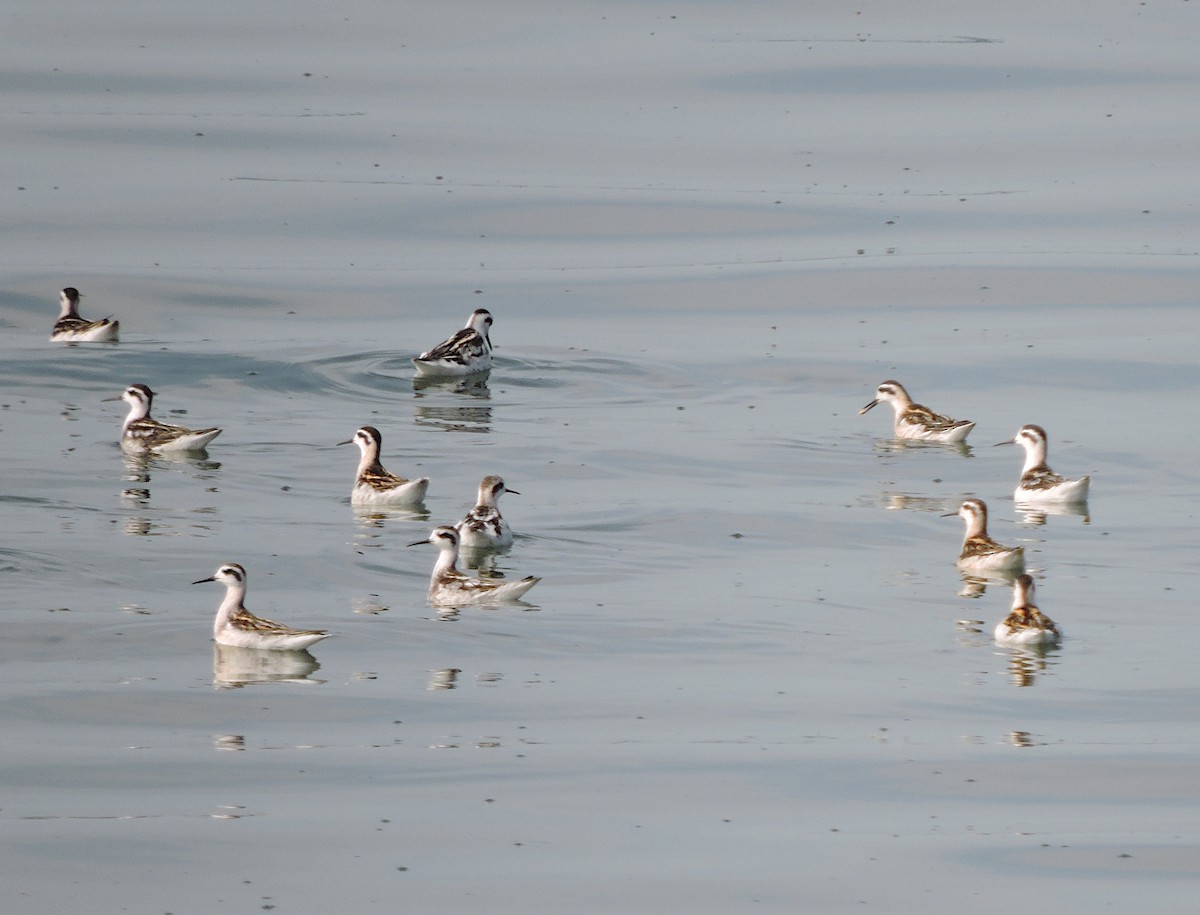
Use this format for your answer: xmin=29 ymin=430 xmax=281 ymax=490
xmin=3 ymin=2 xmax=1199 ymax=912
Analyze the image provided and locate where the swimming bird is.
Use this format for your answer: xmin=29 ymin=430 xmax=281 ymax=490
xmin=859 ymin=380 xmax=975 ymax=443
xmin=338 ymin=425 xmax=429 ymax=506
xmin=107 ymin=383 xmax=222 ymax=453
xmin=412 ymin=308 xmax=493 ymax=377
xmin=995 ymin=424 xmax=1090 ymax=503
xmin=408 ymin=526 xmax=540 ymax=606
xmin=942 ymin=498 xmax=1025 ymax=573
xmin=994 ymin=574 xmax=1061 ymax=646
xmin=51 ymin=287 xmax=119 ymax=342
xmin=193 ymin=563 xmax=331 ymax=651
xmin=455 ymin=474 xmax=516 ymax=549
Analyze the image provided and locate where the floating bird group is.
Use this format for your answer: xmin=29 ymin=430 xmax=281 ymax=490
xmin=50 ymin=286 xmax=1088 ymax=665
xmin=862 ymin=378 xmax=1088 ymax=650
xmin=55 ymin=290 xmax=536 ymax=655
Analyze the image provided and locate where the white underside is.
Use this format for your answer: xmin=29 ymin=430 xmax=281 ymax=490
xmin=456 ymin=526 xmax=513 ymax=550
xmin=1015 ymin=477 xmax=1090 ymax=503
xmin=351 ymin=478 xmax=429 ymax=506
xmin=412 ymin=356 xmax=492 ymax=377
xmin=429 ymin=576 xmax=539 ymax=606
xmin=52 ymin=324 xmax=119 ymax=342
xmin=957 ymin=549 xmax=1025 ymax=573
xmin=123 ymin=429 xmax=222 ymax=453
xmin=215 ymin=627 xmax=330 ymax=651
xmin=896 ymin=421 xmax=975 ymax=443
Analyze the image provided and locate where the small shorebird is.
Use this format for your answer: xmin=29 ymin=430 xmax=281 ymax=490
xmin=412 ymin=308 xmax=493 ymax=377
xmin=859 ymin=380 xmax=975 ymax=443
xmin=943 ymin=498 xmax=1025 ymax=573
xmin=107 ymin=383 xmax=222 ymax=453
xmin=995 ymin=424 xmax=1090 ymax=503
xmin=194 ymin=563 xmax=331 ymax=651
xmin=994 ymin=574 xmax=1061 ymax=646
xmin=51 ymin=287 xmax=119 ymax=342
xmin=338 ymin=425 xmax=429 ymax=506
xmin=408 ymin=526 xmax=540 ymax=606
xmin=455 ymin=474 xmax=516 ymax=549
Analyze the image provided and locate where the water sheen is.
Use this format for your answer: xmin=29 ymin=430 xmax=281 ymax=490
xmin=3 ymin=2 xmax=1200 ymax=912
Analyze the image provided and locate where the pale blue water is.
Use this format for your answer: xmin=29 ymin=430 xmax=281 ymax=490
xmin=3 ymin=2 xmax=1200 ymax=912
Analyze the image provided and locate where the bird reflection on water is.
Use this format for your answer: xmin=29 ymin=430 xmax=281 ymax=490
xmin=212 ymin=643 xmax=325 ymax=689
xmin=413 ymin=373 xmax=492 ymax=433
xmin=1015 ymin=499 xmax=1091 ymax=526
xmin=119 ymin=452 xmax=222 ymax=537
xmin=999 ymin=644 xmax=1062 ymax=687
xmin=872 ymin=437 xmax=973 ymax=459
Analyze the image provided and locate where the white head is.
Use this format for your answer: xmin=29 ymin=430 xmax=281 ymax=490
xmin=944 ymin=498 xmax=989 ymax=537
xmin=475 ymin=474 xmax=516 ymax=507
xmin=859 ymin=380 xmax=912 ymax=415
xmin=467 ymin=308 xmax=494 ymax=340
xmin=409 ymin=526 xmax=460 ymax=552
xmin=1016 ymin=424 xmax=1048 ymax=451
xmin=105 ymin=383 xmax=155 ymax=424
xmin=959 ymin=498 xmax=987 ymax=521
xmin=193 ymin=562 xmax=248 ymax=591
xmin=123 ymin=383 xmax=154 ymax=409
xmin=408 ymin=526 xmax=461 ymax=571
xmin=59 ymin=287 xmax=82 ymax=317
xmin=339 ymin=425 xmax=383 ymax=461
xmin=996 ymin=424 xmax=1049 ymax=470
xmin=193 ymin=563 xmax=249 ymax=629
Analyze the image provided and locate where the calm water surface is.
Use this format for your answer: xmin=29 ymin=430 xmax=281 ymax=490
xmin=3 ymin=2 xmax=1199 ymax=912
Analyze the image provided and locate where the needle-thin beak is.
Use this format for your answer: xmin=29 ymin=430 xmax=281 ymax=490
xmin=858 ymin=400 xmax=878 ymax=415
xmin=191 ymin=577 xmax=215 ymax=585
xmin=406 ymin=539 xmax=430 ymax=548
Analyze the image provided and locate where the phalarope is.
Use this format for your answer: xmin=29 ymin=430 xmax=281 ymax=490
xmin=455 ymin=474 xmax=516 ymax=549
xmin=408 ymin=526 xmax=540 ymax=606
xmin=859 ymin=380 xmax=975 ymax=443
xmin=994 ymin=574 xmax=1061 ymax=646
xmin=413 ymin=308 xmax=493 ymax=377
xmin=995 ymin=424 xmax=1090 ymax=503
xmin=107 ymin=383 xmax=222 ymax=453
xmin=193 ymin=563 xmax=331 ymax=651
xmin=51 ymin=287 xmax=119 ymax=342
xmin=942 ymin=498 xmax=1025 ymax=573
xmin=338 ymin=426 xmax=429 ymax=506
